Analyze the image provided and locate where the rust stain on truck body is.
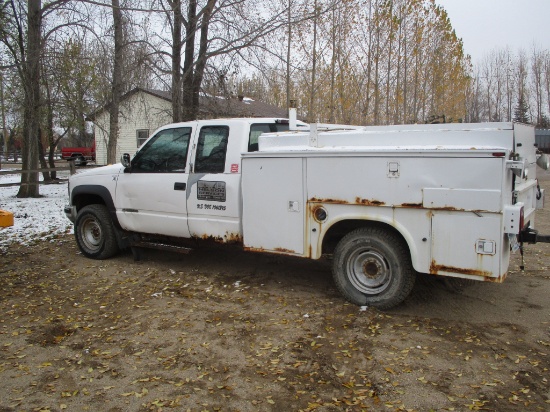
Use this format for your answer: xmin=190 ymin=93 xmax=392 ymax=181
xmin=429 ymin=260 xmax=506 ymax=282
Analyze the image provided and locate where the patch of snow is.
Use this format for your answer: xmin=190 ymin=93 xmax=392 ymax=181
xmin=0 ymin=167 xmax=73 ymax=251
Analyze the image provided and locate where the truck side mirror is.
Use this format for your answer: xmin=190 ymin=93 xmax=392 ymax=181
xmin=121 ymin=153 xmax=131 ymax=169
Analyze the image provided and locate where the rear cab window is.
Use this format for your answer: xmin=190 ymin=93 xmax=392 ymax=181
xmin=194 ymin=126 xmax=230 ymax=173
xmin=248 ymin=123 xmax=290 ymax=152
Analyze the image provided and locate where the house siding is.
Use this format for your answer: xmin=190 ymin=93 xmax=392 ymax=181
xmin=94 ymin=92 xmax=172 ymax=165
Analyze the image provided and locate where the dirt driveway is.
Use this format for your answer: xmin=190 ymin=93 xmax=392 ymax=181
xmin=1 ymin=179 xmax=549 ymax=412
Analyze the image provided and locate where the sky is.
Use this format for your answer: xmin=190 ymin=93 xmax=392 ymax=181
xmin=437 ymin=0 xmax=550 ymax=63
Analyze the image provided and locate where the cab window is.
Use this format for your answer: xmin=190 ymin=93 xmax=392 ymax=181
xmin=248 ymin=123 xmax=290 ymax=152
xmin=194 ymin=126 xmax=229 ymax=173
xmin=131 ymin=127 xmax=191 ymax=173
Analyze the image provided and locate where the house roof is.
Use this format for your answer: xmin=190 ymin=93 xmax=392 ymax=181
xmin=199 ymin=94 xmax=288 ymax=118
xmin=87 ymin=87 xmax=288 ymax=121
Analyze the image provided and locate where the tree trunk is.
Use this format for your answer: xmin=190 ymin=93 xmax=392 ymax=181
xmin=191 ymin=0 xmax=216 ymax=120
xmin=38 ymin=128 xmax=50 ymax=182
xmin=307 ymin=0 xmax=318 ymax=123
xmin=43 ymin=69 xmax=57 ymax=179
xmin=329 ymin=5 xmax=337 ymax=124
xmin=412 ymin=17 xmax=420 ymax=122
xmin=545 ymin=54 xmax=550 ymax=118
xmin=363 ymin=0 xmax=374 ymax=124
xmin=373 ymin=25 xmax=380 ymax=124
xmin=384 ymin=1 xmax=394 ymax=125
xmin=108 ymin=0 xmax=123 ymax=164
xmin=17 ymin=0 xmax=41 ymax=198
xmin=0 ymin=72 xmax=6 ymax=170
xmin=286 ymin=0 xmax=292 ymax=115
xmin=401 ymin=18 xmax=408 ymax=124
xmin=182 ymin=0 xmax=198 ymax=121
xmin=532 ymin=49 xmax=543 ymax=125
xmin=171 ymin=0 xmax=183 ymax=122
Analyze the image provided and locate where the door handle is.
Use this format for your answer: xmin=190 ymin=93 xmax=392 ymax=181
xmin=174 ymin=182 xmax=186 ymax=191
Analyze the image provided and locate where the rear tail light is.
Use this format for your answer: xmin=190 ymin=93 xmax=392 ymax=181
xmin=519 ymin=205 xmax=525 ymax=230
xmin=503 ymin=203 xmax=525 ymax=234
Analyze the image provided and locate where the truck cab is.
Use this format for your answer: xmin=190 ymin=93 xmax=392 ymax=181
xmin=65 ymin=118 xmax=306 ymax=247
xmin=117 ymin=118 xmax=304 ymax=241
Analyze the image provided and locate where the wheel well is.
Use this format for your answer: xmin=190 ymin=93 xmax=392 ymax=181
xmin=322 ymin=219 xmax=409 ymax=255
xmin=73 ymin=193 xmax=106 ymax=213
xmin=71 ymin=185 xmax=121 ymax=229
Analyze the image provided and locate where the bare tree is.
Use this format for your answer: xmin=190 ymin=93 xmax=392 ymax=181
xmin=154 ymin=0 xmax=323 ymax=122
xmin=531 ymin=46 xmax=545 ymax=126
xmin=0 ymin=0 xmax=44 ymax=197
xmin=0 ymin=0 xmax=96 ymax=195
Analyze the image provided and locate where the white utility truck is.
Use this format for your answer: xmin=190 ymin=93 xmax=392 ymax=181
xmin=65 ymin=118 xmax=549 ymax=309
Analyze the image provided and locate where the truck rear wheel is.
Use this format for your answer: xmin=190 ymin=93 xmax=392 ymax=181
xmin=74 ymin=205 xmax=119 ymax=259
xmin=332 ymin=227 xmax=415 ymax=309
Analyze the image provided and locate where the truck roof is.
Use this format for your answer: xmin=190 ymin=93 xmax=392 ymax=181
xmin=154 ymin=117 xmax=304 ymax=129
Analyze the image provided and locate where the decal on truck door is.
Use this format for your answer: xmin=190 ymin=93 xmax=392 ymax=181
xmin=197 ymin=181 xmax=226 ymax=202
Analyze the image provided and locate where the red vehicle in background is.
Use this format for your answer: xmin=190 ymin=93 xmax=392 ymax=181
xmin=61 ymin=141 xmax=95 ymax=166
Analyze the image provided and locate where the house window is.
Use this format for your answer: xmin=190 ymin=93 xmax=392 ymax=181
xmin=137 ymin=129 xmax=149 ymax=147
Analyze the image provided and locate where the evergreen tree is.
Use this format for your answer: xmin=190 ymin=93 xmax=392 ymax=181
xmin=536 ymin=114 xmax=550 ymax=129
xmin=513 ymin=93 xmax=530 ymax=124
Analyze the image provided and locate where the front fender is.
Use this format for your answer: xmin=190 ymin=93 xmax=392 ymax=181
xmin=71 ymin=185 xmax=120 ymax=229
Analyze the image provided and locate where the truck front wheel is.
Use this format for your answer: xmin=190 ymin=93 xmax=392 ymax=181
xmin=332 ymin=227 xmax=415 ymax=309
xmin=74 ymin=205 xmax=119 ymax=259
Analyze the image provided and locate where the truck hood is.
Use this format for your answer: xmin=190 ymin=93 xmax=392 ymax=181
xmin=70 ymin=164 xmax=125 ymax=181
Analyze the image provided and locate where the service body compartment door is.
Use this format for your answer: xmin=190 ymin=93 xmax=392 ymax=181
xmin=430 ymin=212 xmax=503 ymax=279
xmin=242 ymin=157 xmax=305 ymax=255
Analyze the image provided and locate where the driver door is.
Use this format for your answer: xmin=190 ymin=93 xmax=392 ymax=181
xmin=115 ymin=125 xmax=195 ymax=238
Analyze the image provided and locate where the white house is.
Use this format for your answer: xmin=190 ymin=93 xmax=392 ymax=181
xmin=89 ymin=88 xmax=288 ymax=166
xmin=90 ymin=89 xmax=172 ymax=166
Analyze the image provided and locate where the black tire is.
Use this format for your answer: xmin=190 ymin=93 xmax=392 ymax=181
xmin=332 ymin=227 xmax=415 ymax=309
xmin=74 ymin=204 xmax=119 ymax=259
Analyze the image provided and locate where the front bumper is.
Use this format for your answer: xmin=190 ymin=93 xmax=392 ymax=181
xmin=64 ymin=205 xmax=76 ymax=223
